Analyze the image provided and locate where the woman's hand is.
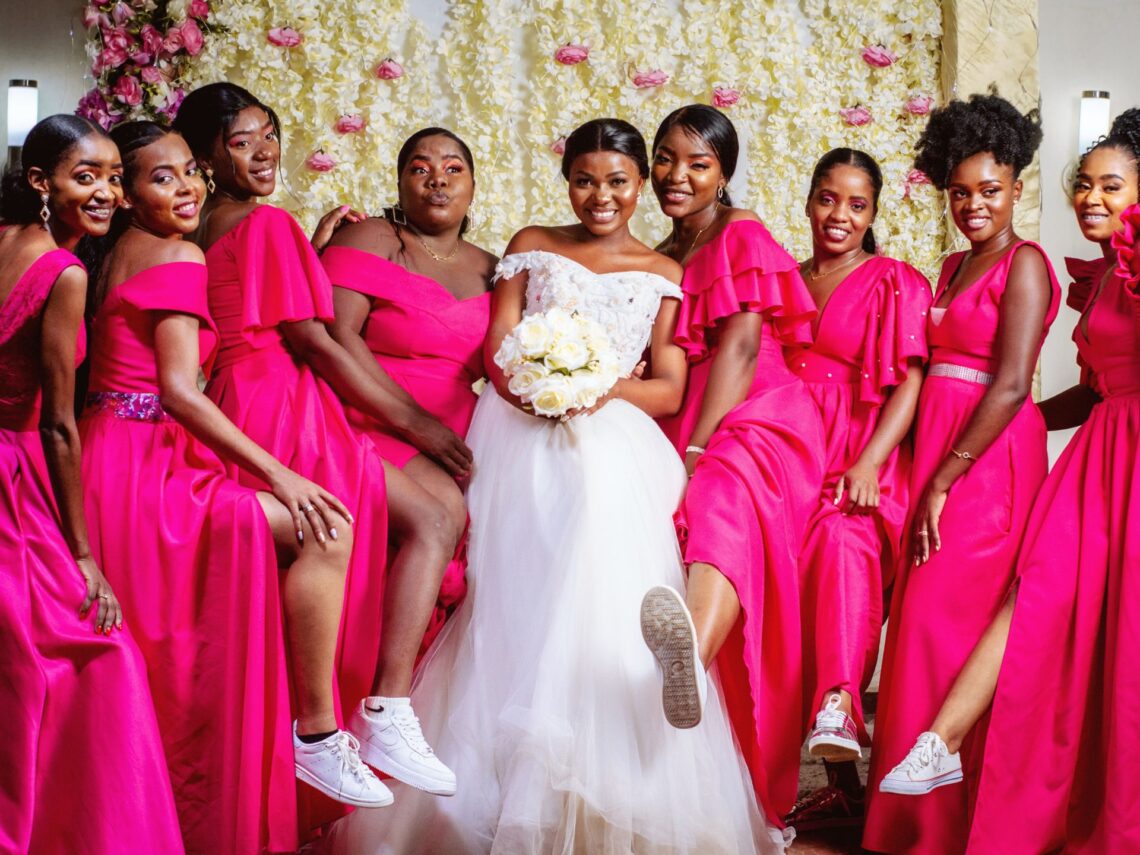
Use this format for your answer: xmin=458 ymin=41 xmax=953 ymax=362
xmin=912 ymin=485 xmax=949 ymax=565
xmin=835 ymin=459 xmax=881 ymax=514
xmin=266 ymin=468 xmax=354 ymax=545
xmin=565 ymin=361 xmax=645 ymax=421
xmin=311 ymin=205 xmax=366 ymax=253
xmin=77 ymin=556 xmax=122 ymax=635
xmin=404 ymin=414 xmax=474 ymax=477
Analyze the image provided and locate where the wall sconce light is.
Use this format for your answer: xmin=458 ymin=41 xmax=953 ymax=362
xmin=7 ymin=79 xmax=39 ymax=168
xmin=1078 ymin=90 xmax=1111 ymax=154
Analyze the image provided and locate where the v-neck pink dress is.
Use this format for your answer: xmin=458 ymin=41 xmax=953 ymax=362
xmin=659 ymin=218 xmax=826 ymax=825
xmin=0 ymin=243 xmax=183 ymax=854
xmin=80 ymin=261 xmax=297 ymax=854
xmin=322 ymin=246 xmax=491 ymax=648
xmin=787 ymin=256 xmax=931 ymax=738
xmin=865 ymin=241 xmax=1060 ymax=855
xmin=967 ymin=222 xmax=1140 ymax=854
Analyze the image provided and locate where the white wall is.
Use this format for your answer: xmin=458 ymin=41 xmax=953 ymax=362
xmin=1037 ymin=0 xmax=1140 ymax=460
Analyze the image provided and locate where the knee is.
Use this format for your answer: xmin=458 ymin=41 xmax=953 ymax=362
xmin=308 ymin=520 xmax=353 ymax=570
xmin=415 ymin=497 xmax=462 ymax=554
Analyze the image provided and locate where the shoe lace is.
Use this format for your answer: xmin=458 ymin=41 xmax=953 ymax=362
xmin=391 ymin=706 xmax=435 ymax=756
xmin=815 ymin=707 xmax=849 ymax=731
xmin=899 ymin=733 xmax=944 ymax=777
xmin=332 ymin=731 xmax=374 ymax=782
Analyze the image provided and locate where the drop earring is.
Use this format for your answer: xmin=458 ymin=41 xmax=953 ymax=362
xmin=205 ymin=168 xmax=216 ymax=194
xmin=390 ymin=205 xmax=407 ymax=226
xmin=466 ymin=202 xmax=479 ymax=231
xmin=39 ymin=193 xmax=51 ymax=227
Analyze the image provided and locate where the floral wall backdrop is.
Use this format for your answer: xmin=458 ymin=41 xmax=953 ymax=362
xmin=82 ymin=0 xmax=945 ymax=274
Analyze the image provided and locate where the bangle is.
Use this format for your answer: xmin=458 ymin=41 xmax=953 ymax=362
xmin=950 ymin=448 xmax=975 ymax=462
xmin=685 ymin=445 xmax=706 ymax=455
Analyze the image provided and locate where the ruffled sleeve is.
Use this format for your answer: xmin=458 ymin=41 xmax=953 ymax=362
xmin=321 ymin=245 xmax=408 ymax=301
xmin=857 ymin=259 xmax=932 ymax=405
xmin=1111 ymin=204 xmax=1140 ymax=293
xmin=493 ymin=252 xmax=534 ymax=284
xmin=1064 ymin=256 xmax=1107 ymax=311
xmin=231 ymin=205 xmax=335 ymax=336
xmin=675 ymin=219 xmax=816 ymax=362
xmin=115 ymin=261 xmax=219 ymax=373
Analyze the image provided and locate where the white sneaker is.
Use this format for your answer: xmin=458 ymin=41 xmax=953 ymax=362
xmin=879 ymin=731 xmax=963 ymax=795
xmin=349 ymin=698 xmax=456 ymax=796
xmin=293 ymin=724 xmax=393 ymax=808
xmin=807 ymin=693 xmax=862 ymax=761
xmin=640 ymin=585 xmax=707 ymax=729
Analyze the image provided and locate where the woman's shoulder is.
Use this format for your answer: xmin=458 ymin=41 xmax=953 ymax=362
xmin=631 ymin=244 xmax=683 ymax=285
xmin=326 ymin=216 xmax=401 ymax=259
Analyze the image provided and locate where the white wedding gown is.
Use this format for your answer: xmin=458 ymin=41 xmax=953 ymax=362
xmin=325 ymin=250 xmax=787 ymax=854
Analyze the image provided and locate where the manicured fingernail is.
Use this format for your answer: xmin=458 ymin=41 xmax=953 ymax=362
xmin=340 ymin=205 xmax=348 ymax=212
xmin=347 ymin=514 xmax=355 ymax=524
xmin=298 ymin=530 xmax=304 ymax=542
xmin=329 ymin=527 xmax=338 ymax=540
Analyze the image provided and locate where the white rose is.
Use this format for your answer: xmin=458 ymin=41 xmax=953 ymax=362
xmin=543 ymin=307 xmax=577 ymax=339
xmin=544 ymin=336 xmax=590 ymax=372
xmin=568 ymin=368 xmax=612 ymax=409
xmin=507 ymin=361 xmax=550 ymax=398
xmin=514 ymin=315 xmax=554 ymax=358
xmin=529 ymin=373 xmax=574 ymax=417
xmin=493 ymin=333 xmax=522 ymax=369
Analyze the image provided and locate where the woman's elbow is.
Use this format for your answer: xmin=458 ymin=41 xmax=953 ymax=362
xmin=158 ymin=381 xmax=201 ymax=419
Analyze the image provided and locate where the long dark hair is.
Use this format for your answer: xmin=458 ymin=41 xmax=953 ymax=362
xmin=652 ymin=105 xmax=739 ymax=205
xmin=385 ymin=127 xmax=477 ymax=248
xmin=171 ymin=82 xmax=281 ymax=170
xmin=808 ymin=148 xmax=883 ymax=253
xmin=0 ymin=114 xmax=107 ymax=224
xmin=561 ymin=118 xmax=650 ymax=180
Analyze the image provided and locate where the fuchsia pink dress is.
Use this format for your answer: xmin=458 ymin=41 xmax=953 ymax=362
xmin=865 ymin=242 xmax=1060 ymax=855
xmin=80 ymin=261 xmax=297 ymax=854
xmin=967 ymin=220 xmax=1140 ymax=854
xmin=322 ymin=246 xmax=491 ymax=646
xmin=203 ymin=206 xmax=388 ymax=824
xmin=0 ymin=244 xmax=183 ymax=854
xmin=787 ymin=257 xmax=931 ymax=738
xmin=660 ymin=218 xmax=825 ymax=824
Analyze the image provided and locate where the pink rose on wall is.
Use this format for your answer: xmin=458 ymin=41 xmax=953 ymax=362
xmin=163 ymin=25 xmax=186 ymax=54
xmin=375 ymin=58 xmax=405 ymax=79
xmin=77 ymin=87 xmax=120 ymax=130
xmin=306 ymin=151 xmax=337 ymax=172
xmin=130 ymin=48 xmax=153 ymax=65
xmin=82 ymin=6 xmax=109 ymax=29
xmin=632 ymin=69 xmax=669 ymax=89
xmin=550 ymin=135 xmax=567 ymax=155
xmin=906 ymin=95 xmax=934 ymax=116
xmin=111 ymin=74 xmax=143 ymax=107
xmin=140 ymin=65 xmax=163 ymax=85
xmin=840 ymin=105 xmax=873 ymax=126
xmin=712 ymin=86 xmax=741 ymax=108
xmin=862 ymin=45 xmax=897 ymax=68
xmin=267 ymin=27 xmax=302 ymax=48
xmin=95 ymin=47 xmax=128 ymax=73
xmin=903 ymin=168 xmax=932 ymax=198
xmin=158 ymin=88 xmax=186 ymax=120
xmin=102 ymin=26 xmax=132 ymax=53
xmin=179 ymin=20 xmax=205 ymax=55
xmin=335 ymin=114 xmax=366 ymax=133
xmin=187 ymin=0 xmax=209 ymax=18
xmin=554 ymin=44 xmax=589 ymax=65
xmin=140 ymin=24 xmax=163 ymax=56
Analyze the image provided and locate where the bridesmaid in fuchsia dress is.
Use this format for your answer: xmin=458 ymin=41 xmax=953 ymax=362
xmin=640 ymin=105 xmax=824 ymax=834
xmin=0 ymin=116 xmax=182 ymax=854
xmin=80 ymin=123 xmax=388 ymax=854
xmin=865 ymin=94 xmax=1060 ymax=855
xmin=325 ymin=127 xmax=495 ymax=649
xmin=174 ymin=83 xmax=458 ymax=805
xmin=786 ymin=149 xmax=930 ymax=810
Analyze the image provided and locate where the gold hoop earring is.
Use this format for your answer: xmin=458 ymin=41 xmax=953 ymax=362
xmin=717 ymin=186 xmax=726 ymax=202
xmin=205 ymin=169 xmax=216 ymax=194
xmin=39 ymin=194 xmax=51 ymax=227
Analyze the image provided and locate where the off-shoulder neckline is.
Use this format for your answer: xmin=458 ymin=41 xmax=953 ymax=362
xmin=502 ymin=249 xmax=680 ymax=294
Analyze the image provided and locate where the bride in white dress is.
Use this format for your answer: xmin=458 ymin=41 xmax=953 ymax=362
xmin=325 ymin=119 xmax=786 ymax=854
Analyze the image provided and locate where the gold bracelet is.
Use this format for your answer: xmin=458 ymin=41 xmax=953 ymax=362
xmin=950 ymin=448 xmax=975 ymax=462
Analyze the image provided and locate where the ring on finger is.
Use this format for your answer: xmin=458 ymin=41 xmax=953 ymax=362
xmin=302 ymin=503 xmax=316 ymax=513
xmin=97 ymin=593 xmax=110 ymax=600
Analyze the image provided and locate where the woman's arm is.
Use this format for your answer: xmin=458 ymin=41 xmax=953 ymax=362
xmin=154 ymin=312 xmax=352 ymax=542
xmin=1037 ymin=384 xmax=1100 ymax=430
xmin=913 ymin=246 xmax=1053 ymax=563
xmin=482 ymin=269 xmax=529 ymax=411
xmin=593 ymin=298 xmax=687 ymax=419
xmin=38 ymin=266 xmax=121 ymax=632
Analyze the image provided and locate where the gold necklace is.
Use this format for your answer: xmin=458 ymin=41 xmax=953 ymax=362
xmin=414 ymin=229 xmax=461 ymax=262
xmin=808 ymin=251 xmax=866 ymax=281
xmin=674 ymin=206 xmax=719 ymax=260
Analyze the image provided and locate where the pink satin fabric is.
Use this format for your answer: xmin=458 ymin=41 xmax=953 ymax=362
xmin=865 ymin=242 xmax=1061 ymax=855
xmin=80 ymin=261 xmax=297 ymax=853
xmin=787 ymin=256 xmax=932 ymax=738
xmin=967 ymin=241 xmax=1140 ymax=853
xmin=660 ymin=218 xmax=825 ymax=825
xmin=0 ymin=244 xmax=183 ymax=854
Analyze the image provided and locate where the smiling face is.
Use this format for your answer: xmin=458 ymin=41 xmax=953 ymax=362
xmin=651 ymin=125 xmax=725 ymax=220
xmin=567 ymin=150 xmax=644 ymax=236
xmin=398 ymin=133 xmax=475 ymax=234
xmin=1072 ymin=145 xmax=1139 ymax=244
xmin=205 ymin=105 xmax=279 ymax=199
xmin=27 ymin=133 xmax=123 ymax=247
xmin=806 ymin=163 xmax=876 ymax=257
xmin=122 ymin=133 xmax=205 ymax=237
xmin=946 ymin=151 xmax=1020 ymax=245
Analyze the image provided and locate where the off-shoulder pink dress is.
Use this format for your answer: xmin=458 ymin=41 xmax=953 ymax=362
xmin=967 ymin=225 xmax=1140 ymax=854
xmin=203 ymin=206 xmax=388 ymax=825
xmin=787 ymin=256 xmax=931 ymax=737
xmin=0 ymin=244 xmax=183 ymax=854
xmin=322 ymin=246 xmax=491 ymax=646
xmin=660 ymin=218 xmax=826 ymax=824
xmin=865 ymin=242 xmax=1060 ymax=855
xmin=80 ymin=261 xmax=297 ymax=854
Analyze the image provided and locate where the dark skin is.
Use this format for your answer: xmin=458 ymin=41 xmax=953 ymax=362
xmin=7 ymin=133 xmax=124 ymax=634
xmin=189 ymin=107 xmax=461 ymax=698
xmin=912 ymin=151 xmax=1053 ymax=565
xmin=107 ymin=131 xmax=357 ymax=734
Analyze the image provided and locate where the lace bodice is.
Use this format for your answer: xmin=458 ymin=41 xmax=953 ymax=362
xmin=495 ymin=250 xmax=681 ymax=374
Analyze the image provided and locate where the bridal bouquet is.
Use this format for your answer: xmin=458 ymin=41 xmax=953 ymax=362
xmin=494 ymin=307 xmax=621 ymax=418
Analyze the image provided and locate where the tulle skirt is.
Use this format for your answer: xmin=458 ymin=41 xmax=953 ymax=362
xmin=325 ymin=389 xmax=783 ymax=854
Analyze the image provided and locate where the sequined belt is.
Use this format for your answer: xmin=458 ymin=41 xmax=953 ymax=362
xmin=928 ymin=363 xmax=995 ymax=386
xmin=85 ymin=391 xmax=173 ymax=422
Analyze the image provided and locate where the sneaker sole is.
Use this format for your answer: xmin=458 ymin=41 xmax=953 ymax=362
xmin=640 ymin=586 xmax=703 ymax=729
xmin=879 ymin=768 xmax=964 ymax=795
xmin=808 ymin=734 xmax=862 ymax=762
xmin=294 ymin=762 xmax=394 ymax=808
xmin=353 ymin=740 xmax=457 ymax=797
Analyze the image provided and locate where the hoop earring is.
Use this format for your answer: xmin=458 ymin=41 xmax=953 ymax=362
xmin=717 ymin=186 xmax=726 ymax=202
xmin=39 ymin=194 xmax=50 ymax=227
xmin=205 ymin=169 xmax=216 ymax=194
xmin=390 ymin=205 xmax=407 ymax=226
